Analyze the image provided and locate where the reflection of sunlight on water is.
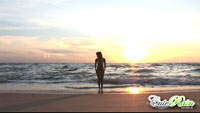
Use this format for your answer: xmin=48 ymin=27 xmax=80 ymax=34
xmin=127 ymin=88 xmax=141 ymax=94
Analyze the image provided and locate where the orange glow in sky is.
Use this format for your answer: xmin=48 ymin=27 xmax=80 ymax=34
xmin=0 ymin=0 xmax=200 ymax=63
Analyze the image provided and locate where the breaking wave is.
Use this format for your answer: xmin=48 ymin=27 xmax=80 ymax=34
xmin=134 ymin=69 xmax=155 ymax=73
xmin=192 ymin=68 xmax=200 ymax=72
xmin=0 ymin=63 xmax=200 ymax=90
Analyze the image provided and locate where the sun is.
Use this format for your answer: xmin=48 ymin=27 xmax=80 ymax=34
xmin=124 ymin=46 xmax=145 ymax=62
xmin=123 ymin=41 xmax=148 ymax=63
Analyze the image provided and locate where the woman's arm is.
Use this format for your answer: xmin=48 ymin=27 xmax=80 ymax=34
xmin=104 ymin=58 xmax=106 ymax=71
xmin=95 ymin=59 xmax=97 ymax=72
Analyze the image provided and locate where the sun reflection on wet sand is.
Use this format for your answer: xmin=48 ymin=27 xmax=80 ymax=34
xmin=127 ymin=88 xmax=141 ymax=94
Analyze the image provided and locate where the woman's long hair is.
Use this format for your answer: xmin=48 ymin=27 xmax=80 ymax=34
xmin=96 ymin=52 xmax=103 ymax=59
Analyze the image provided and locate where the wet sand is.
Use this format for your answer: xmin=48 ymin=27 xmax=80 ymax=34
xmin=0 ymin=92 xmax=200 ymax=112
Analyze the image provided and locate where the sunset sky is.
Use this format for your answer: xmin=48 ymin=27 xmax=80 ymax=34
xmin=0 ymin=0 xmax=200 ymax=63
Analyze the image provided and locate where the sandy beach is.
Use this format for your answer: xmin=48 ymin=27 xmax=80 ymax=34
xmin=0 ymin=92 xmax=199 ymax=112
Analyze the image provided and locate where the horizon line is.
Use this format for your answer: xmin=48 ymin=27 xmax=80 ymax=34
xmin=1 ymin=62 xmax=200 ymax=64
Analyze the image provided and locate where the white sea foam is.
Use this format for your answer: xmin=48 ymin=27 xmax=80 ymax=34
xmin=0 ymin=63 xmax=200 ymax=92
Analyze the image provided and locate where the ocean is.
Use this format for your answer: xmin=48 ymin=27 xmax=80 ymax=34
xmin=0 ymin=63 xmax=200 ymax=94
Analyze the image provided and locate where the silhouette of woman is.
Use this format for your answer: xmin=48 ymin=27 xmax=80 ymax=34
xmin=95 ymin=52 xmax=106 ymax=94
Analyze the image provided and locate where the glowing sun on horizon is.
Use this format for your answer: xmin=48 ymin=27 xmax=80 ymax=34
xmin=123 ymin=41 xmax=147 ymax=63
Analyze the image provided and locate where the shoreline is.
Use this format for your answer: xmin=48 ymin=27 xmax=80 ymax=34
xmin=0 ymin=86 xmax=200 ymax=94
xmin=0 ymin=92 xmax=200 ymax=112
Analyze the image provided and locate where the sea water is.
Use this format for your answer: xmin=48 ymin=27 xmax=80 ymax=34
xmin=0 ymin=63 xmax=200 ymax=94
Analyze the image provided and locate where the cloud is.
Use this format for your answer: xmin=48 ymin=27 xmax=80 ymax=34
xmin=40 ymin=49 xmax=81 ymax=54
xmin=0 ymin=0 xmax=73 ymax=35
xmin=0 ymin=51 xmax=16 ymax=55
xmin=0 ymin=26 xmax=46 ymax=31
xmin=27 ymin=0 xmax=68 ymax=5
xmin=0 ymin=0 xmax=68 ymax=9
xmin=0 ymin=35 xmax=125 ymax=63
xmin=0 ymin=36 xmax=98 ymax=62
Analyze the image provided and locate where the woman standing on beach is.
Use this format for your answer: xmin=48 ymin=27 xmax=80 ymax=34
xmin=95 ymin=52 xmax=106 ymax=93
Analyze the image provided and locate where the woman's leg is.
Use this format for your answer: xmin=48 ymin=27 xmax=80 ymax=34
xmin=101 ymin=77 xmax=104 ymax=93
xmin=100 ymin=72 xmax=104 ymax=94
xmin=97 ymin=70 xmax=104 ymax=93
xmin=98 ymin=76 xmax=101 ymax=91
xmin=100 ymin=75 xmax=104 ymax=90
